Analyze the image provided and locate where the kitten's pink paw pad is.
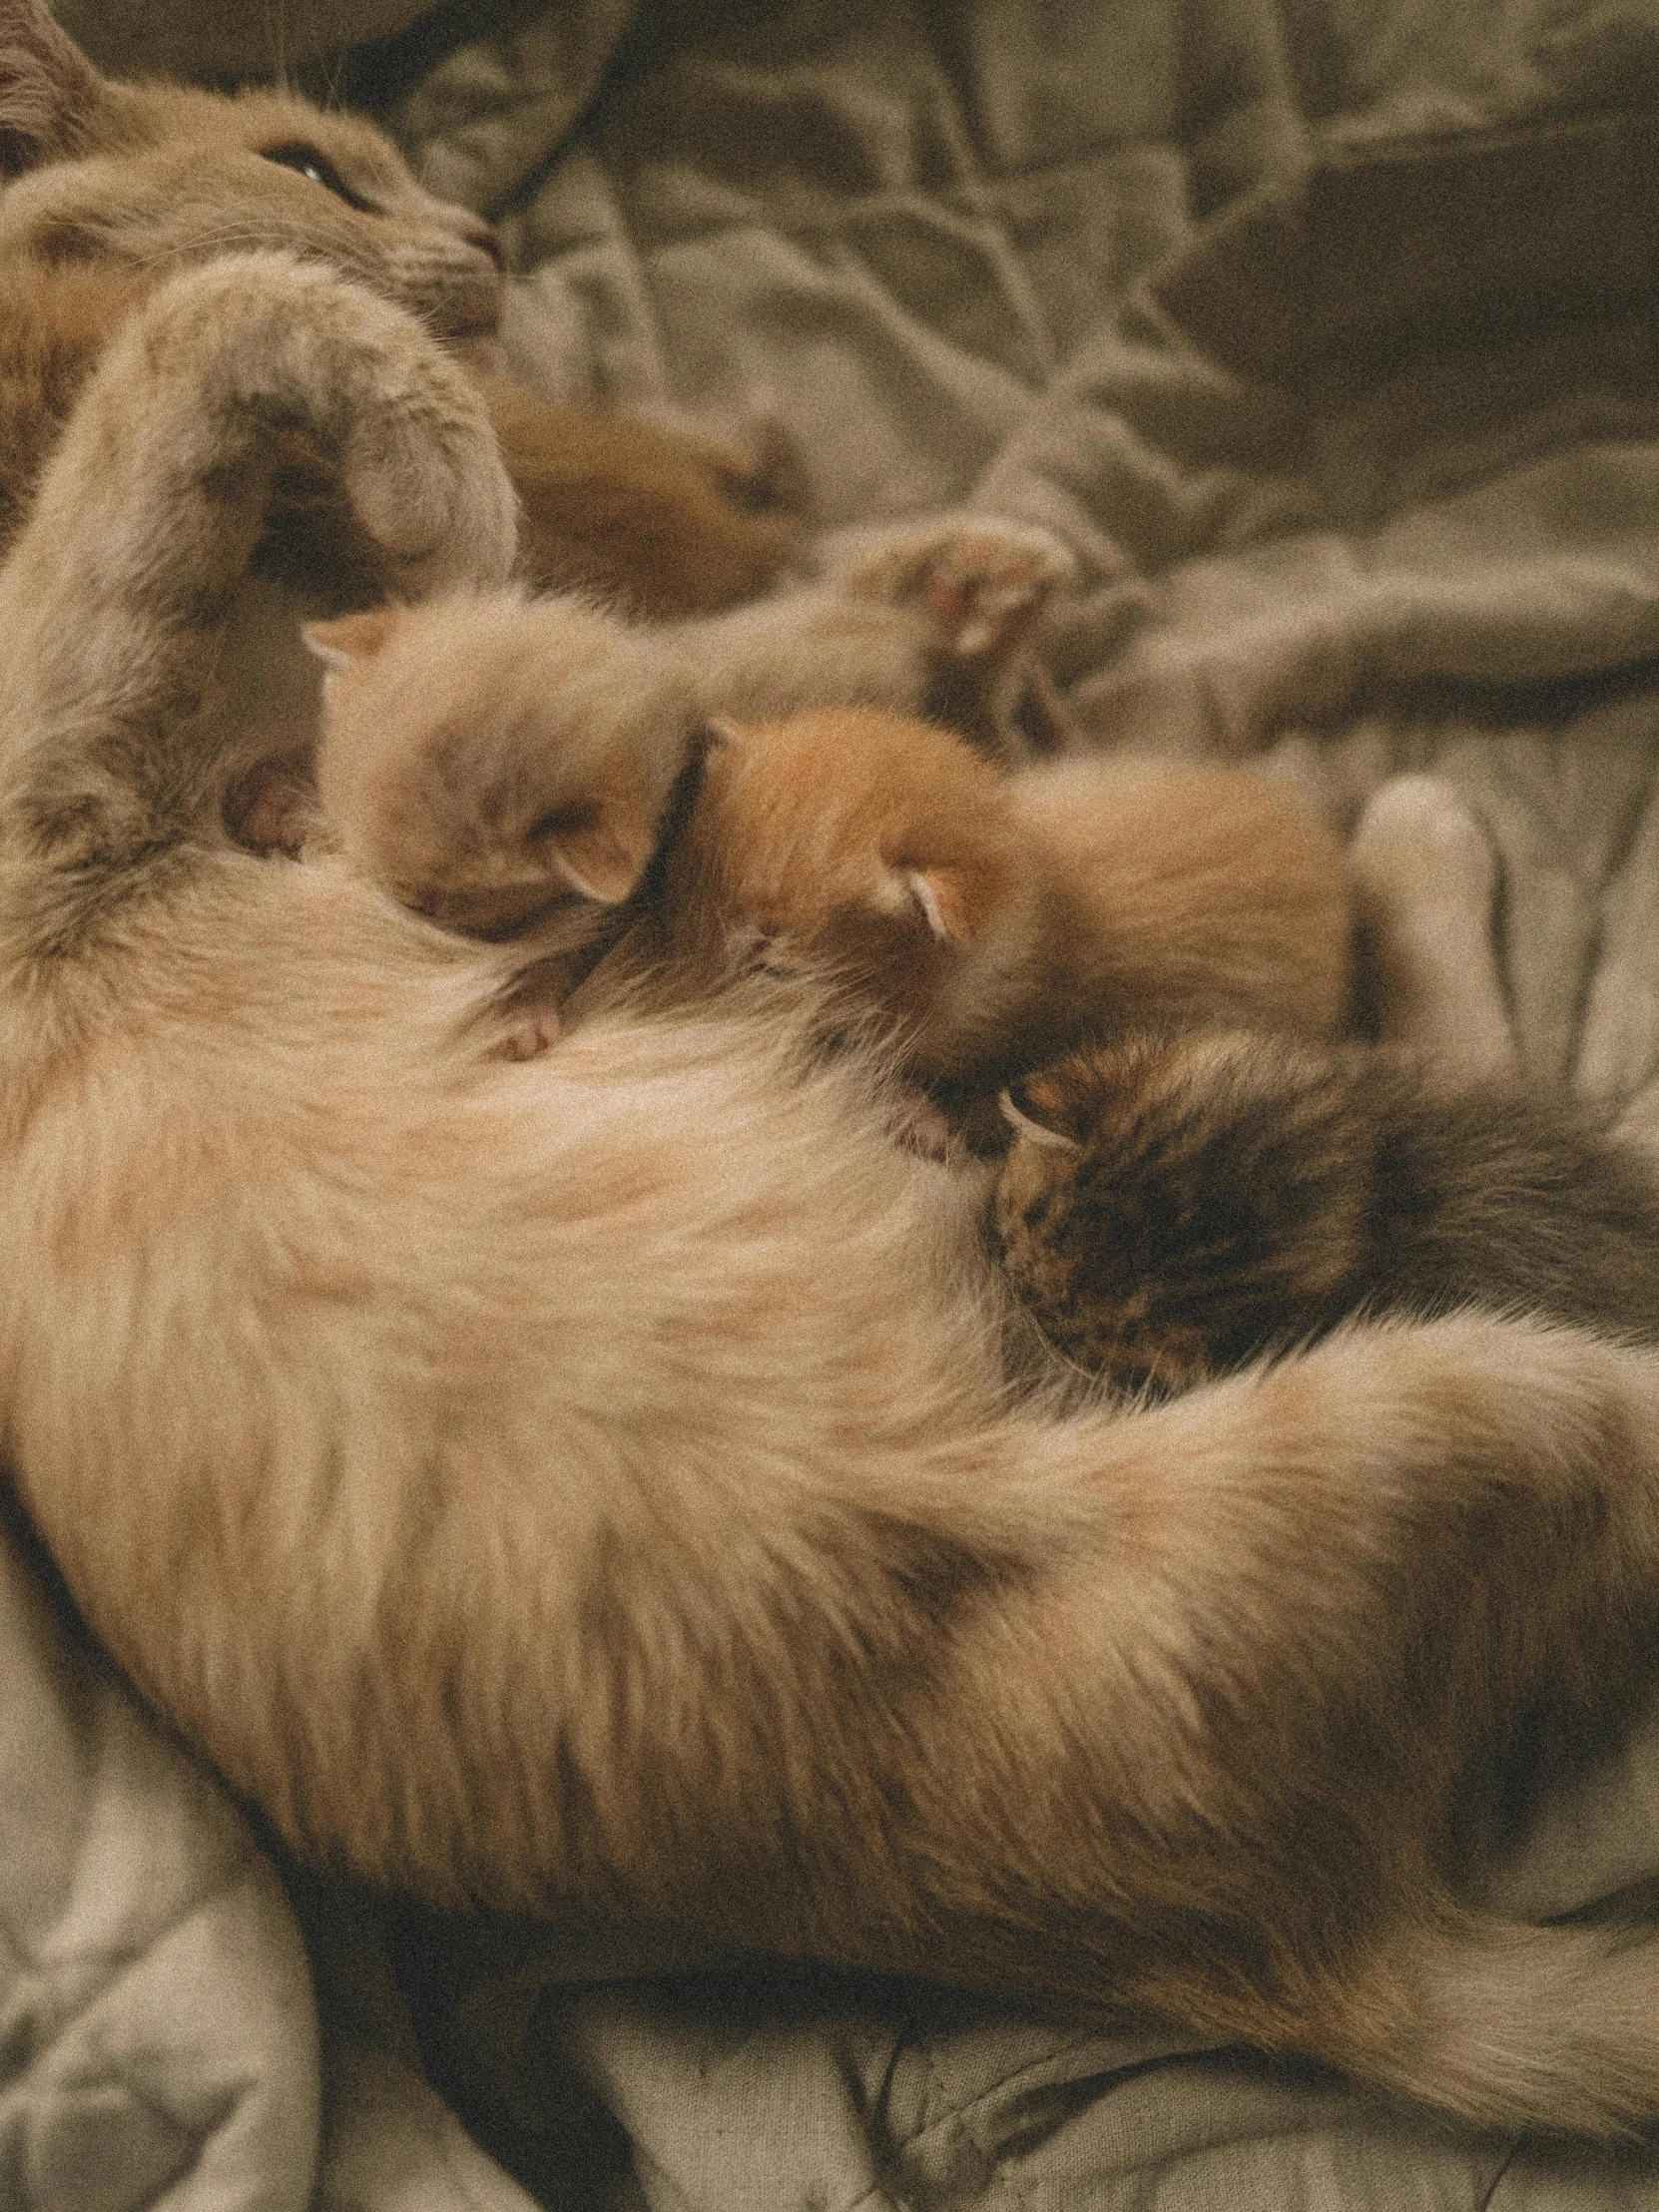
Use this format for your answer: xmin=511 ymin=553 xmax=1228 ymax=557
xmin=841 ymin=517 xmax=1078 ymax=662
xmin=888 ymin=1085 xmax=961 ymax=1162
xmin=228 ymin=764 xmax=319 ymax=856
xmin=496 ymin=1007 xmax=561 ymax=1061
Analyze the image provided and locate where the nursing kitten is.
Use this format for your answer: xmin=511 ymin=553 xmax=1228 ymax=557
xmin=0 ymin=0 xmax=798 ymax=614
xmin=994 ymin=1029 xmax=1659 ymax=1394
xmin=662 ymin=708 xmax=1352 ymax=1097
xmin=299 ymin=610 xmax=1348 ymax=1087
xmin=297 ymin=528 xmax=1082 ymax=1029
xmin=13 ymin=237 xmax=1659 ymax=2147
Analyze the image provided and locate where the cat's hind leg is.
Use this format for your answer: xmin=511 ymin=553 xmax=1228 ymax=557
xmin=1349 ymin=774 xmax=1518 ymax=1079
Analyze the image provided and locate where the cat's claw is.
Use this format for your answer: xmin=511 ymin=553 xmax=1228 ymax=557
xmin=839 ymin=515 xmax=1078 ymax=663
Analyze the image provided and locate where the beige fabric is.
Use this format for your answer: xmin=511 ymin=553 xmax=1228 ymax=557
xmin=53 ymin=0 xmax=437 ymax=80
xmin=0 ymin=1517 xmax=318 ymax=2210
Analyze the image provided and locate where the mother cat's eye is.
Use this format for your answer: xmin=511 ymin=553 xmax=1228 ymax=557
xmin=261 ymin=143 xmax=374 ymax=213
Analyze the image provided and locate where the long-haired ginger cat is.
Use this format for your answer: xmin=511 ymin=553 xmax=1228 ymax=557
xmin=9 ymin=70 xmax=1659 ymax=2160
xmin=0 ymin=0 xmax=798 ymax=615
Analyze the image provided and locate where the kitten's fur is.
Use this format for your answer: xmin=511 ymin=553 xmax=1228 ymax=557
xmin=9 ymin=146 xmax=1659 ymax=2156
xmin=665 ymin=710 xmax=1353 ymax=1094
xmin=996 ymin=1028 xmax=1659 ymax=1394
xmin=300 ymin=614 xmax=1350 ymax=1092
xmin=0 ymin=0 xmax=799 ymax=615
xmin=300 ymin=543 xmax=1082 ymax=976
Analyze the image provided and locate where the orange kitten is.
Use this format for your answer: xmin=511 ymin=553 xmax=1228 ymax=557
xmin=662 ymin=707 xmax=1352 ymax=1101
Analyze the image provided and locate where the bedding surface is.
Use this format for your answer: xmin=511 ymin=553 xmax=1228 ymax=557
xmin=11 ymin=0 xmax=1659 ymax=2205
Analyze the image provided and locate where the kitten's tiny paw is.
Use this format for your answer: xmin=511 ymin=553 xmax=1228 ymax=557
xmin=1350 ymin=775 xmax=1499 ymax=923
xmin=226 ymin=763 xmax=319 ymax=855
xmin=887 ymin=1084 xmax=962 ymax=1162
xmin=495 ymin=1006 xmax=561 ymax=1061
xmin=839 ymin=515 xmax=1078 ymax=662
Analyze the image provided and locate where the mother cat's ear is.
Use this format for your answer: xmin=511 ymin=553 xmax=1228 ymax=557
xmin=0 ymin=0 xmax=114 ymax=176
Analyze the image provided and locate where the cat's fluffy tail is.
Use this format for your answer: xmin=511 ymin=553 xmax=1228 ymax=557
xmin=1330 ymin=1903 xmax=1659 ymax=2136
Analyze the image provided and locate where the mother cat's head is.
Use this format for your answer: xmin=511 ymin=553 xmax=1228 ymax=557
xmin=0 ymin=0 xmax=503 ymax=349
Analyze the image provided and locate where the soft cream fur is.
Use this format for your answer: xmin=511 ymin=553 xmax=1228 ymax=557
xmin=3 ymin=40 xmax=1659 ymax=2145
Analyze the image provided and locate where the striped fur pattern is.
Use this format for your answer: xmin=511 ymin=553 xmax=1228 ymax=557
xmin=996 ymin=1030 xmax=1659 ymax=1394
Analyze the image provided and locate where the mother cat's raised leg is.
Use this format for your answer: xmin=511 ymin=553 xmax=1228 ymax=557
xmin=0 ymin=248 xmax=514 ymax=1028
xmin=6 ymin=276 xmax=1659 ymax=2139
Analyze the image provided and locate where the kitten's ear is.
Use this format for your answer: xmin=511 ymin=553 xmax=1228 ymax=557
xmin=898 ymin=865 xmax=972 ymax=945
xmin=302 ymin=608 xmax=402 ymax=674
xmin=998 ymin=1074 xmax=1082 ymax=1152
xmin=536 ymin=802 xmax=650 ymax=905
xmin=0 ymin=2 xmax=112 ymax=177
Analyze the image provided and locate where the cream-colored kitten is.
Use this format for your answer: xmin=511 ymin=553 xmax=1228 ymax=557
xmin=8 ymin=251 xmax=1659 ymax=2144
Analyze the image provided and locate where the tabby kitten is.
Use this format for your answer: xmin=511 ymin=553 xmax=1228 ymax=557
xmin=0 ymin=0 xmax=798 ymax=614
xmin=995 ymin=1028 xmax=1659 ymax=1395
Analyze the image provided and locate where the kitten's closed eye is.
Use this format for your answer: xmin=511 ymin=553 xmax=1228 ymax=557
xmin=262 ymin=144 xmax=375 ymax=214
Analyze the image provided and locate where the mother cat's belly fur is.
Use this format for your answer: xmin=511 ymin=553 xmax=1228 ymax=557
xmin=0 ymin=849 xmax=1004 ymax=1890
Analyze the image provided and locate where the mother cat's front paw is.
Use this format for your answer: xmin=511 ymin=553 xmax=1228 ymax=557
xmin=80 ymin=252 xmax=519 ymax=604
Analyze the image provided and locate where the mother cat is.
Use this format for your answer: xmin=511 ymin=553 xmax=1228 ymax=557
xmin=5 ymin=64 xmax=1659 ymax=2167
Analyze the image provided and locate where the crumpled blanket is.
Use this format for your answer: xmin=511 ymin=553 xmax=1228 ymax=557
xmin=12 ymin=1 xmax=1659 ymax=2206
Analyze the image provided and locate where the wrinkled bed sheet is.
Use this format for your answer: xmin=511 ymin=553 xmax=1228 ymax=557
xmin=13 ymin=0 xmax=1659 ymax=2205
